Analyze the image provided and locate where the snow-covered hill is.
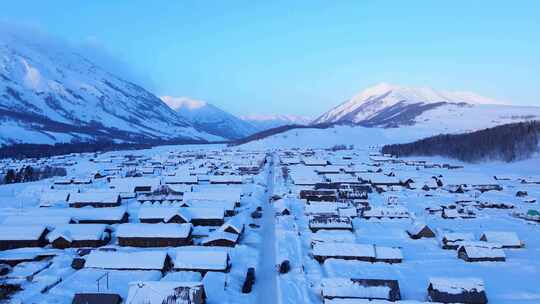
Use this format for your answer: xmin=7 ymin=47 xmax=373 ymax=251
xmin=241 ymin=114 xmax=312 ymax=131
xmin=161 ymin=96 xmax=258 ymax=140
xmin=313 ymin=83 xmax=540 ymax=130
xmin=0 ymin=30 xmax=221 ymax=145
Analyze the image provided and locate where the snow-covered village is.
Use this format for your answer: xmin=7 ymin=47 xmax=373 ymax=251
xmin=1 ymin=2 xmax=540 ymax=304
xmin=0 ymin=139 xmax=539 ymax=303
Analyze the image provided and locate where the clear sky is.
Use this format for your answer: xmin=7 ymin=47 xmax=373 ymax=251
xmin=1 ymin=1 xmax=539 ymax=116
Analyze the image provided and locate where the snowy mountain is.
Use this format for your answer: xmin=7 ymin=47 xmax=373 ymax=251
xmin=313 ymin=83 xmax=540 ymax=130
xmin=241 ymin=114 xmax=312 ymax=131
xmin=161 ymin=96 xmax=258 ymax=140
xmin=0 ymin=31 xmax=222 ymax=145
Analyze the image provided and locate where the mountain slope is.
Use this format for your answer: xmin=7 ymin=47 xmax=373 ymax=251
xmin=0 ymin=30 xmax=221 ymax=145
xmin=241 ymin=114 xmax=312 ymax=131
xmin=313 ymin=83 xmax=540 ymax=130
xmin=161 ymin=96 xmax=258 ymax=140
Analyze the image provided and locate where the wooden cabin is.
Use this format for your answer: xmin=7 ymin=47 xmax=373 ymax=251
xmin=126 ymin=281 xmax=205 ymax=304
xmin=72 ymin=293 xmax=122 ymax=304
xmin=209 ymin=175 xmax=243 ymax=185
xmin=164 ymin=175 xmax=199 ymax=185
xmin=75 ymin=208 xmax=129 ymax=224
xmin=184 ymin=207 xmax=225 ymax=226
xmin=313 ymin=243 xmax=375 ymax=263
xmin=116 ymin=223 xmax=192 ymax=247
xmin=68 ymin=192 xmax=121 ymax=208
xmin=299 ymin=190 xmax=338 ymax=202
xmin=428 ymin=278 xmax=488 ymax=304
xmin=441 ymin=233 xmax=474 ymax=250
xmin=219 ymin=216 xmax=245 ymax=235
xmin=361 ymin=206 xmax=409 ymax=219
xmin=173 ymin=247 xmax=230 ymax=274
xmin=309 ymin=215 xmax=353 ymax=232
xmin=406 ymin=223 xmax=436 ymax=239
xmin=201 ymin=231 xmax=239 ymax=247
xmin=321 ymin=278 xmax=401 ymax=302
xmin=84 ymin=250 xmax=171 ymax=273
xmin=457 ymin=244 xmax=506 ymax=262
xmin=47 ymin=224 xmax=110 ymax=249
xmin=138 ymin=207 xmax=191 ymax=224
xmin=373 ymin=246 xmax=403 ymax=264
xmin=480 ymin=231 xmax=523 ymax=248
xmin=0 ymin=225 xmax=49 ymax=250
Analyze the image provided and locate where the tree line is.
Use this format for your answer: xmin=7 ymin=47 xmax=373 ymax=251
xmin=381 ymin=121 xmax=540 ymax=162
xmin=2 ymin=165 xmax=67 ymax=184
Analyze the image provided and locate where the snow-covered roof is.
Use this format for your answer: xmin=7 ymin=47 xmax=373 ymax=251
xmin=305 ymin=204 xmax=338 ymax=215
xmin=218 ymin=215 xmax=245 ymax=234
xmin=47 ymin=224 xmax=108 ymax=242
xmin=69 ymin=191 xmax=120 ymax=204
xmin=429 ymin=277 xmax=485 ymax=294
xmin=85 ymin=250 xmax=168 ymax=270
xmin=72 ymin=207 xmax=128 ymax=221
xmin=481 ymin=231 xmax=521 ymax=247
xmin=164 ymin=175 xmax=198 ymax=184
xmin=459 ymin=245 xmax=506 ymax=259
xmin=201 ymin=231 xmax=239 ymax=245
xmin=116 ymin=223 xmax=192 ymax=238
xmin=321 ymin=278 xmax=391 ymax=300
xmin=0 ymin=225 xmax=48 ymax=241
xmin=126 ymin=281 xmax=204 ymax=304
xmin=39 ymin=190 xmax=70 ymax=204
xmin=406 ymin=223 xmax=431 ymax=235
xmin=313 ymin=243 xmax=375 ymax=258
xmin=173 ymin=247 xmax=229 ymax=271
xmin=442 ymin=232 xmax=474 ymax=242
xmin=2 ymin=215 xmax=72 ymax=227
xmin=209 ymin=175 xmax=243 ymax=183
xmin=109 ymin=177 xmax=161 ymax=192
xmin=311 ymin=230 xmax=356 ymax=244
xmin=375 ymin=246 xmax=403 ymax=260
xmin=184 ymin=207 xmax=224 ymax=220
xmin=138 ymin=207 xmax=191 ymax=222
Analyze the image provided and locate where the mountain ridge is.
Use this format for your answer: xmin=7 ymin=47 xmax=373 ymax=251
xmin=161 ymin=96 xmax=258 ymax=140
xmin=0 ymin=31 xmax=222 ymax=145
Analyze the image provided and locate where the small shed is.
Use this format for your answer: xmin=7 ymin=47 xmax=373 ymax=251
xmin=406 ymin=223 xmax=436 ymax=239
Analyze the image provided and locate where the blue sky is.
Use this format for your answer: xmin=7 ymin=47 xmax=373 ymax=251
xmin=1 ymin=1 xmax=539 ymax=116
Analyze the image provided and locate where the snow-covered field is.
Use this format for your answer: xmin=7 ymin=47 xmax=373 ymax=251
xmin=0 ymin=136 xmax=539 ymax=303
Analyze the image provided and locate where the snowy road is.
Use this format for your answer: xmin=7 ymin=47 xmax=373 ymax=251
xmin=257 ymin=154 xmax=278 ymax=304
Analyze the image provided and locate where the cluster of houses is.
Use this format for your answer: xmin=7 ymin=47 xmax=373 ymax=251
xmin=0 ymin=145 xmax=538 ymax=303
xmin=0 ymin=149 xmax=269 ymax=303
xmin=271 ymin=148 xmax=537 ymax=304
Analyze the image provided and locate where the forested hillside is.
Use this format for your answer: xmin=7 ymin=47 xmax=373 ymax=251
xmin=382 ymin=121 xmax=540 ymax=162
